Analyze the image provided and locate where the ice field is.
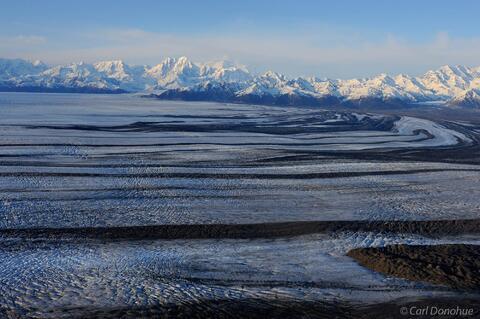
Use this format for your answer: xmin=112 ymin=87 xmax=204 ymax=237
xmin=0 ymin=93 xmax=479 ymax=317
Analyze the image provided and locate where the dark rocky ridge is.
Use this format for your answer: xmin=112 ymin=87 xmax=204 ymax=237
xmin=147 ymin=89 xmax=414 ymax=109
xmin=348 ymin=244 xmax=480 ymax=290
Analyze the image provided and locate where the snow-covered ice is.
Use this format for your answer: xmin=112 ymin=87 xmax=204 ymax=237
xmin=0 ymin=93 xmax=479 ymax=316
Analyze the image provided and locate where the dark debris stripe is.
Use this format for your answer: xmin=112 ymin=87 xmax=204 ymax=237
xmin=0 ymin=136 xmax=432 ymax=147
xmin=1 ymin=219 xmax=480 ymax=240
xmin=0 ymin=168 xmax=477 ymax=179
xmin=1 ymin=193 xmax=271 ymax=203
xmin=22 ymin=120 xmax=395 ymax=135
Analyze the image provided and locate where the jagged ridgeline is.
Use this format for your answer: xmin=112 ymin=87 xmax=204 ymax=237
xmin=0 ymin=57 xmax=480 ymax=108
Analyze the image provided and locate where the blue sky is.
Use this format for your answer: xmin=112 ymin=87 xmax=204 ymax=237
xmin=2 ymin=0 xmax=480 ymax=78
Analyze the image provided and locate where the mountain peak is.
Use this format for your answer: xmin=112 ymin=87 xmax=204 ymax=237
xmin=174 ymin=56 xmax=195 ymax=69
xmin=207 ymin=59 xmax=236 ymax=69
xmin=32 ymin=60 xmax=46 ymax=67
xmin=177 ymin=56 xmax=190 ymax=62
xmin=371 ymin=73 xmax=395 ymax=84
xmin=262 ymin=71 xmax=286 ymax=80
xmin=95 ymin=59 xmax=125 ymax=65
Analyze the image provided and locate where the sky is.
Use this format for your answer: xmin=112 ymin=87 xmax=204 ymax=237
xmin=1 ymin=0 xmax=480 ymax=78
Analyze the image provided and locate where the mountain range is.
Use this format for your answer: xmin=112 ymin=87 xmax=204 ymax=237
xmin=1 ymin=57 xmax=480 ymax=108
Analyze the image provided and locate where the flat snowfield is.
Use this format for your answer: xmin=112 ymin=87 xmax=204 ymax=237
xmin=0 ymin=93 xmax=479 ymax=318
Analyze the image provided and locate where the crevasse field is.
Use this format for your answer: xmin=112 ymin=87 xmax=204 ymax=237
xmin=0 ymin=92 xmax=479 ymax=317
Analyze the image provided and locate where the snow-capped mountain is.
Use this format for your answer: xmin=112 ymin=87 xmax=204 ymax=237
xmin=1 ymin=57 xmax=480 ymax=108
xmin=0 ymin=58 xmax=47 ymax=81
xmin=31 ymin=62 xmax=117 ymax=91
xmin=145 ymin=56 xmax=252 ymax=89
xmin=450 ymin=89 xmax=480 ymax=108
xmin=93 ymin=60 xmax=152 ymax=91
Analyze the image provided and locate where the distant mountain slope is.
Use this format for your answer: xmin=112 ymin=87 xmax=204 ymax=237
xmin=1 ymin=57 xmax=479 ymax=108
